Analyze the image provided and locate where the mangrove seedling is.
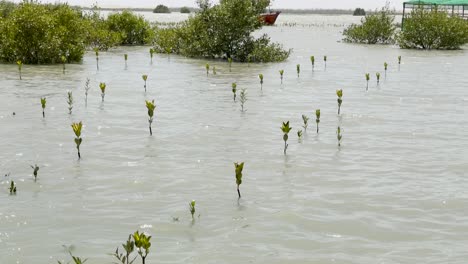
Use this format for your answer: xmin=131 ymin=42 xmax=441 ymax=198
xmin=239 ymin=88 xmax=247 ymax=112
xmin=232 ymin=82 xmax=237 ymax=102
xmin=398 ymin=56 xmax=401 ymax=71
xmin=384 ymin=62 xmax=388 ymax=77
xmin=365 ymin=73 xmax=370 ymax=91
xmin=315 ymin=109 xmax=321 ymax=133
xmin=281 ymin=121 xmax=292 ymax=155
xmin=145 ymin=100 xmax=156 ymax=136
xmin=142 ymin=75 xmax=148 ymax=92
xmin=9 ymin=181 xmax=16 ymax=195
xmin=124 ymin=54 xmax=128 ymax=68
xmin=213 ymin=66 xmax=217 ymax=75
xmin=133 ymin=231 xmax=151 ymax=264
xmin=310 ymin=56 xmax=315 ymax=71
xmin=99 ymin=82 xmax=106 ymax=102
xmin=376 ymin=72 xmax=381 ymax=84
xmin=336 ymin=89 xmax=343 ymax=115
xmin=234 ymin=162 xmax=244 ymax=199
xmin=67 ymin=91 xmax=73 ymax=115
xmin=58 ymin=250 xmax=88 ymax=264
xmin=302 ymin=114 xmax=309 ymax=132
xmin=279 ymin=69 xmax=284 ymax=84
xmin=324 ymin=55 xmax=327 ymax=69
xmin=40 ymin=97 xmax=46 ymax=118
xmin=17 ymin=60 xmax=22 ymax=80
xmin=61 ymin=55 xmax=67 ymax=73
xmin=150 ymin=48 xmax=155 ymax=63
xmin=94 ymin=48 xmax=99 ymax=71
xmin=71 ymin=122 xmax=83 ymax=159
xmin=113 ymin=235 xmax=136 ymax=264
xmin=297 ymin=130 xmax=303 ymax=140
xmin=84 ymin=78 xmax=90 ymax=105
xmin=31 ymin=164 xmax=39 ymax=182
xmin=228 ymin=57 xmax=232 ymax=72
xmin=297 ymin=64 xmax=300 ymax=78
xmin=189 ymin=200 xmax=196 ymax=220
xmin=337 ymin=126 xmax=343 ymax=147
xmin=259 ymin=74 xmax=264 ymax=89
xmin=205 ymin=63 xmax=209 ymax=76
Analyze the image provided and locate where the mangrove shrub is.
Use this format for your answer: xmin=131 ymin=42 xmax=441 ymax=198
xmin=106 ymin=10 xmax=154 ymax=45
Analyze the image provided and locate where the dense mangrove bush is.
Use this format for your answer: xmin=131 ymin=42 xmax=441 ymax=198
xmin=342 ymin=5 xmax=395 ymax=44
xmin=398 ymin=8 xmax=468 ymax=50
xmin=106 ymin=10 xmax=155 ymax=45
xmin=153 ymin=0 xmax=290 ymax=62
xmin=153 ymin=4 xmax=170 ymax=13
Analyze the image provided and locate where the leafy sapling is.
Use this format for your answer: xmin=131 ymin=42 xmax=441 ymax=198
xmin=310 ymin=55 xmax=315 ymax=71
xmin=99 ymin=82 xmax=106 ymax=102
xmin=84 ymin=78 xmax=90 ymax=105
xmin=315 ymin=109 xmax=321 ymax=133
xmin=279 ymin=69 xmax=284 ymax=84
xmin=324 ymin=55 xmax=327 ymax=69
xmin=113 ymin=235 xmax=136 ymax=264
xmin=228 ymin=57 xmax=232 ymax=72
xmin=234 ymin=162 xmax=244 ymax=199
xmin=9 ymin=181 xmax=16 ymax=195
xmin=67 ymin=91 xmax=73 ymax=115
xmin=189 ymin=200 xmax=196 ymax=220
xmin=384 ymin=62 xmax=388 ymax=78
xmin=336 ymin=89 xmax=343 ymax=115
xmin=71 ymin=122 xmax=83 ymax=159
xmin=17 ymin=60 xmax=22 ymax=80
xmin=124 ymin=54 xmax=128 ymax=68
xmin=239 ymin=88 xmax=247 ymax=112
xmin=145 ymin=100 xmax=156 ymax=136
xmin=297 ymin=64 xmax=300 ymax=78
xmin=206 ymin=63 xmax=210 ymax=76
xmin=150 ymin=48 xmax=155 ymax=63
xmin=398 ymin=56 xmax=401 ymax=70
xmin=337 ymin=126 xmax=343 ymax=147
xmin=365 ymin=73 xmax=370 ymax=91
xmin=259 ymin=74 xmax=264 ymax=90
xmin=142 ymin=75 xmax=148 ymax=92
xmin=133 ymin=231 xmax=152 ymax=264
xmin=297 ymin=130 xmax=303 ymax=141
xmin=31 ymin=164 xmax=39 ymax=182
xmin=41 ymin=97 xmax=46 ymax=118
xmin=281 ymin=121 xmax=292 ymax=155
xmin=61 ymin=55 xmax=67 ymax=73
xmin=302 ymin=114 xmax=309 ymax=132
xmin=232 ymin=82 xmax=237 ymax=102
xmin=94 ymin=48 xmax=99 ymax=71
xmin=376 ymin=72 xmax=381 ymax=85
xmin=57 ymin=250 xmax=88 ymax=264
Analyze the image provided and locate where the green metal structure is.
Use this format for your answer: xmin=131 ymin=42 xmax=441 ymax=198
xmin=402 ymin=0 xmax=468 ymax=28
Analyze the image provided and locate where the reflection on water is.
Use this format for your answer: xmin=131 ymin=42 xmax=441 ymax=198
xmin=1 ymin=14 xmax=468 ymax=264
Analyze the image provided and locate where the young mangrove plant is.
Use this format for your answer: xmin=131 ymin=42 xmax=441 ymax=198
xmin=315 ymin=109 xmax=321 ymax=133
xmin=67 ymin=91 xmax=73 ymax=115
xmin=365 ymin=73 xmax=370 ymax=91
xmin=84 ymin=78 xmax=90 ymax=105
xmin=57 ymin=250 xmax=88 ymax=264
xmin=113 ymin=235 xmax=136 ymax=264
xmin=213 ymin=66 xmax=217 ymax=75
xmin=189 ymin=200 xmax=196 ymax=220
xmin=9 ymin=181 xmax=16 ymax=195
xmin=228 ymin=57 xmax=232 ymax=72
xmin=297 ymin=64 xmax=301 ymax=78
xmin=133 ymin=231 xmax=151 ymax=264
xmin=310 ymin=56 xmax=315 ymax=71
xmin=398 ymin=56 xmax=401 ymax=70
xmin=205 ymin=63 xmax=210 ymax=76
xmin=31 ymin=164 xmax=39 ymax=182
xmin=145 ymin=100 xmax=156 ymax=136
xmin=142 ymin=75 xmax=148 ymax=92
xmin=337 ymin=126 xmax=343 ymax=147
xmin=234 ymin=162 xmax=244 ymax=199
xmin=71 ymin=122 xmax=83 ymax=159
xmin=61 ymin=55 xmax=67 ymax=73
xmin=376 ymin=72 xmax=381 ymax=85
xmin=297 ymin=130 xmax=303 ymax=141
xmin=239 ymin=88 xmax=247 ymax=112
xmin=302 ymin=114 xmax=309 ymax=132
xmin=384 ymin=62 xmax=388 ymax=77
xmin=259 ymin=74 xmax=264 ymax=90
xmin=150 ymin=48 xmax=155 ymax=63
xmin=124 ymin=54 xmax=128 ymax=68
xmin=17 ymin=60 xmax=22 ymax=80
xmin=336 ymin=89 xmax=343 ymax=115
xmin=99 ymin=83 xmax=106 ymax=102
xmin=94 ymin=48 xmax=99 ymax=71
xmin=281 ymin=121 xmax=292 ymax=155
xmin=40 ymin=97 xmax=46 ymax=118
xmin=232 ymin=82 xmax=237 ymax=102
xmin=324 ymin=55 xmax=327 ymax=69
xmin=279 ymin=69 xmax=284 ymax=84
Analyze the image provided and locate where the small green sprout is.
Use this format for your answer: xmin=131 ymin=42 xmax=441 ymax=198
xmin=297 ymin=130 xmax=303 ymax=140
xmin=9 ymin=180 xmax=16 ymax=195
xmin=94 ymin=48 xmax=99 ymax=71
xmin=310 ymin=55 xmax=315 ymax=70
xmin=296 ymin=64 xmax=300 ymax=77
xmin=67 ymin=91 xmax=73 ymax=115
xmin=99 ymin=82 xmax=106 ymax=102
xmin=239 ymin=88 xmax=247 ymax=112
xmin=384 ymin=62 xmax=388 ymax=77
xmin=71 ymin=122 xmax=83 ymax=159
xmin=150 ymin=48 xmax=155 ymax=63
xmin=279 ymin=69 xmax=284 ymax=84
xmin=228 ymin=57 xmax=232 ymax=72
xmin=41 ymin=97 xmax=46 ymax=118
xmin=145 ymin=100 xmax=156 ymax=136
xmin=84 ymin=78 xmax=90 ymax=106
xmin=234 ymin=162 xmax=244 ymax=199
xmin=281 ymin=121 xmax=292 ymax=155
xmin=17 ymin=60 xmax=22 ymax=80
xmin=232 ymin=82 xmax=237 ymax=102
xmin=337 ymin=126 xmax=343 ymax=147
xmin=336 ymin=89 xmax=343 ymax=115
xmin=213 ymin=66 xmax=217 ymax=75
xmin=31 ymin=164 xmax=39 ymax=182
xmin=142 ymin=75 xmax=148 ymax=92
xmin=205 ymin=63 xmax=210 ymax=76
xmin=302 ymin=114 xmax=309 ymax=131
xmin=398 ymin=56 xmax=401 ymax=71
xmin=189 ymin=200 xmax=196 ymax=220
xmin=365 ymin=73 xmax=370 ymax=91
xmin=376 ymin=72 xmax=381 ymax=84
xmin=61 ymin=55 xmax=67 ymax=73
xmin=124 ymin=54 xmax=128 ymax=69
xmin=324 ymin=55 xmax=327 ymax=69
xmin=259 ymin=74 xmax=263 ymax=89
xmin=113 ymin=235 xmax=136 ymax=264
xmin=133 ymin=231 xmax=151 ymax=264
xmin=315 ymin=109 xmax=321 ymax=133
xmin=58 ymin=248 xmax=88 ymax=264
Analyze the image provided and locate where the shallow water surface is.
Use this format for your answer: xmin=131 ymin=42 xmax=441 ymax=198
xmin=1 ymin=14 xmax=468 ymax=264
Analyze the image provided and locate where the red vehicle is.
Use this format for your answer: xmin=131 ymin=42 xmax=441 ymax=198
xmin=259 ymin=11 xmax=281 ymax=25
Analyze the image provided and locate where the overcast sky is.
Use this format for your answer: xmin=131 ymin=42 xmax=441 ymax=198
xmin=12 ymin=0 xmax=405 ymax=10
